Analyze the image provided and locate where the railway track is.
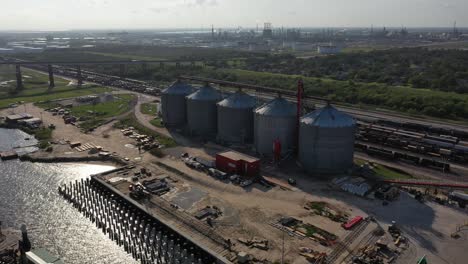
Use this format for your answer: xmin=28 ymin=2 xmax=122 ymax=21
xmin=326 ymin=218 xmax=371 ymax=264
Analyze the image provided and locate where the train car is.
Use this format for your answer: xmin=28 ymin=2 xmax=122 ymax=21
xmin=402 ymin=122 xmax=430 ymax=132
xmin=438 ymin=148 xmax=452 ymax=156
xmin=376 ymin=119 xmax=402 ymax=128
xmin=342 ymin=216 xmax=364 ymax=230
xmin=394 ymin=131 xmax=424 ymax=140
xmin=452 ymin=130 xmax=468 ymax=140
xmin=366 ymin=146 xmax=395 ymax=159
xmin=355 ymin=142 xmax=368 ymax=150
xmin=425 ymin=134 xmax=459 ymax=145
xmin=422 ymin=138 xmax=455 ymax=149
xmin=420 ymin=158 xmax=450 ymax=172
xmin=448 ymin=192 xmax=468 ymax=208
xmin=399 ymin=153 xmax=420 ymax=164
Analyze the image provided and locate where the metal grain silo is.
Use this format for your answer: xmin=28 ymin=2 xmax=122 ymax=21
xmin=161 ymin=80 xmax=194 ymax=127
xmin=217 ymin=90 xmax=256 ymax=143
xmin=299 ymin=104 xmax=356 ymax=174
xmin=254 ymin=97 xmax=296 ymax=157
xmin=186 ymin=84 xmax=222 ymax=137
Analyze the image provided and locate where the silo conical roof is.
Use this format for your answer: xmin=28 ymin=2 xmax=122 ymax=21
xmin=254 ymin=97 xmax=296 ymax=117
xmin=217 ymin=91 xmax=256 ymax=109
xmin=301 ymin=104 xmax=355 ymax=127
xmin=162 ymin=80 xmax=193 ymax=95
xmin=187 ymin=84 xmax=222 ymax=101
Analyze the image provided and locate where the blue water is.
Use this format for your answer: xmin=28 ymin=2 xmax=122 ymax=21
xmin=0 ymin=128 xmax=137 ymax=263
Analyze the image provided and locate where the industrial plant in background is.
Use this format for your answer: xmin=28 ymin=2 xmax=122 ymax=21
xmin=159 ymin=78 xmax=357 ymax=176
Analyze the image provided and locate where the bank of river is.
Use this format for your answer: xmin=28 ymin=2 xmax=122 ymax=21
xmin=0 ymin=128 xmax=136 ymax=263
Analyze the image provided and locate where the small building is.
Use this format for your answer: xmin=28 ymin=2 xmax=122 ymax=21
xmin=19 ymin=117 xmax=42 ymax=128
xmin=216 ymin=150 xmax=260 ymax=177
xmin=318 ymin=44 xmax=341 ymax=55
xmin=5 ymin=113 xmax=33 ymax=123
xmin=26 ymin=248 xmax=64 ymax=264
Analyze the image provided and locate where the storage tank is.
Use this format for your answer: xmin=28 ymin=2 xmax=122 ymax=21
xmin=161 ymin=80 xmax=194 ymax=127
xmin=217 ymin=90 xmax=256 ymax=143
xmin=299 ymin=103 xmax=356 ymax=174
xmin=186 ymin=84 xmax=222 ymax=137
xmin=254 ymin=97 xmax=296 ymax=156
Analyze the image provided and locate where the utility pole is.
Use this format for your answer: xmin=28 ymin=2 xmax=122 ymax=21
xmin=281 ymin=228 xmax=285 ymax=264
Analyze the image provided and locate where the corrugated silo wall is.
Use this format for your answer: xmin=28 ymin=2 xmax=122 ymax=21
xmin=217 ymin=106 xmax=254 ymax=143
xmin=187 ymin=99 xmax=218 ymax=137
xmin=254 ymin=114 xmax=296 ymax=156
xmin=161 ymin=93 xmax=187 ymax=127
xmin=299 ymin=124 xmax=355 ymax=174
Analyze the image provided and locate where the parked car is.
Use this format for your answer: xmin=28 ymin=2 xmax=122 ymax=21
xmin=240 ymin=180 xmax=253 ymax=187
xmin=288 ymin=178 xmax=297 ymax=185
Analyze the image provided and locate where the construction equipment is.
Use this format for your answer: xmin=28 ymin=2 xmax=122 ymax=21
xmin=417 ymin=255 xmax=428 ymax=264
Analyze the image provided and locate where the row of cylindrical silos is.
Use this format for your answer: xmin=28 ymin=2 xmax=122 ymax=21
xmin=161 ymin=81 xmax=356 ymax=174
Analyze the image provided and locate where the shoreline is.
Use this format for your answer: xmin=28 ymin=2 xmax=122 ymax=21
xmin=19 ymin=153 xmax=129 ymax=166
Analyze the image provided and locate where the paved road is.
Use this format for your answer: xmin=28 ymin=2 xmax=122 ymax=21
xmin=133 ymin=93 xmax=173 ymax=138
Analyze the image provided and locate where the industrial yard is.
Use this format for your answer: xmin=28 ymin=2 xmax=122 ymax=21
xmin=1 ymin=57 xmax=468 ymax=263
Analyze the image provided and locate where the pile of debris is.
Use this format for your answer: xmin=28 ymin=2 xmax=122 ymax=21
xmin=141 ymin=178 xmax=170 ymax=196
xmin=237 ymin=237 xmax=269 ymax=251
xmin=299 ymin=247 xmax=327 ymax=263
xmin=333 ymin=177 xmax=372 ymax=197
xmin=195 ymin=206 xmax=222 ymax=220
xmin=276 ymin=216 xmax=337 ymax=246
xmin=304 ymin=201 xmax=348 ymax=223
xmin=121 ymin=127 xmax=159 ymax=150
xmin=374 ymin=185 xmax=400 ymax=201
xmin=353 ymin=163 xmax=377 ymax=178
xmin=351 ymin=233 xmax=403 ymax=264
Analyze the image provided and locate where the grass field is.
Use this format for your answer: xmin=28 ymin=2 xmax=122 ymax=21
xmin=70 ymin=94 xmax=136 ymax=130
xmin=140 ymin=103 xmax=158 ymax=115
xmin=0 ymin=65 xmax=113 ymax=109
xmin=214 ymin=68 xmax=468 ymax=123
xmin=140 ymin=102 xmax=164 ymax=127
xmin=149 ymin=118 xmax=163 ymax=128
xmin=354 ymin=158 xmax=413 ymax=180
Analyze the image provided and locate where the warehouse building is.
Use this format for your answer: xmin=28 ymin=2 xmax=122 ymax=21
xmin=5 ymin=113 xmax=33 ymax=123
xmin=216 ymin=150 xmax=260 ymax=177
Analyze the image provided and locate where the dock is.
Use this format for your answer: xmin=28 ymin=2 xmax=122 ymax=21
xmin=59 ymin=167 xmax=233 ymax=264
xmin=0 ymin=150 xmax=18 ymax=160
xmin=0 ymin=228 xmax=20 ymax=264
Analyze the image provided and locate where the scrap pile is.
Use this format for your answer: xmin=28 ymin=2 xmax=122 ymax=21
xmin=299 ymin=247 xmax=327 ymax=264
xmin=274 ymin=217 xmax=338 ymax=246
xmin=121 ymin=127 xmax=159 ymax=150
xmin=304 ymin=201 xmax=349 ymax=223
xmin=195 ymin=206 xmax=222 ymax=220
xmin=349 ymin=235 xmax=401 ymax=264
xmin=237 ymin=237 xmax=269 ymax=250
xmin=141 ymin=178 xmax=170 ymax=196
xmin=333 ymin=177 xmax=372 ymax=197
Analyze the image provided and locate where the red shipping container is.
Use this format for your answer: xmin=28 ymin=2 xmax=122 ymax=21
xmin=216 ymin=150 xmax=260 ymax=177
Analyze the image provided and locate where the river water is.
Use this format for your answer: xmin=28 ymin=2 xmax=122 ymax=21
xmin=0 ymin=128 xmax=136 ymax=264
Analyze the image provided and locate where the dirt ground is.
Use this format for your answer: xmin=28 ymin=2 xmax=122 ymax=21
xmin=3 ymin=102 xmax=468 ymax=264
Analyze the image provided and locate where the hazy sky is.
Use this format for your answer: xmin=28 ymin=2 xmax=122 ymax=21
xmin=1 ymin=0 xmax=467 ymax=30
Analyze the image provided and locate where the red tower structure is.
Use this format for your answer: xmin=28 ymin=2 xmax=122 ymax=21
xmin=296 ymin=79 xmax=304 ymax=153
